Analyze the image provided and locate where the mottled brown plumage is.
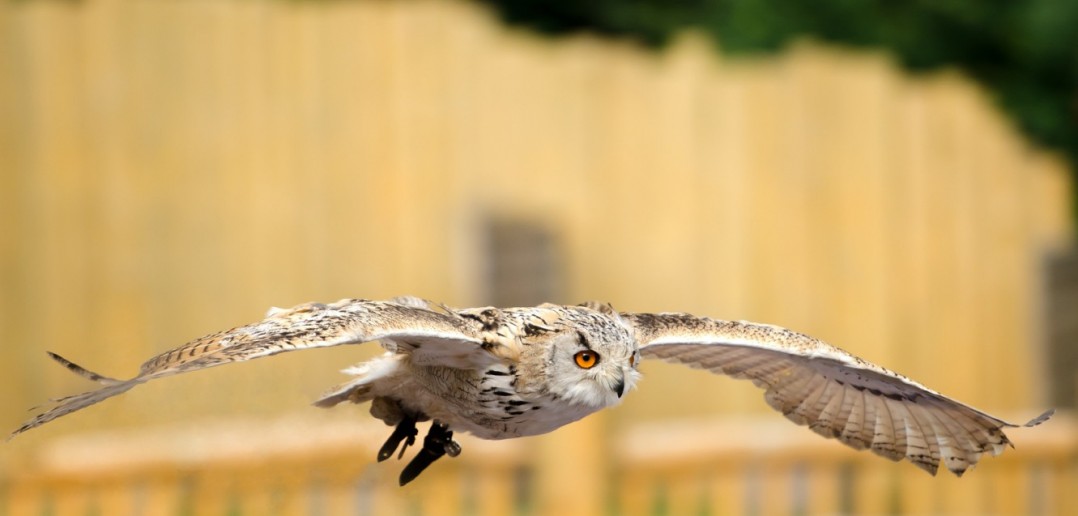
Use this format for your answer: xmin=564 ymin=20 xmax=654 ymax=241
xmin=10 ymin=297 xmax=1052 ymax=482
xmin=624 ymin=312 xmax=1052 ymax=476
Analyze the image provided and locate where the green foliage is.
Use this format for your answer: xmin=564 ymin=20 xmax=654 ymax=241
xmin=478 ymin=0 xmax=1078 ymax=171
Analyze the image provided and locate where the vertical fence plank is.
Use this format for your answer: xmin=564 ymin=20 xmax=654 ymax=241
xmin=140 ymin=475 xmax=184 ymax=516
xmin=1060 ymin=459 xmax=1078 ymax=516
xmin=849 ymin=463 xmax=896 ymax=515
xmin=663 ymin=469 xmax=706 ymax=516
xmin=707 ymin=465 xmax=749 ymax=516
xmin=803 ymin=462 xmax=841 ymax=514
xmin=617 ymin=470 xmax=654 ymax=516
xmin=6 ymin=482 xmax=45 ymax=516
xmin=757 ymin=463 xmax=793 ymax=515
xmin=473 ymin=466 xmax=515 ymax=516
xmin=52 ymin=483 xmax=94 ymax=516
xmin=422 ymin=468 xmax=465 ymax=516
xmin=97 ymin=481 xmax=139 ymax=515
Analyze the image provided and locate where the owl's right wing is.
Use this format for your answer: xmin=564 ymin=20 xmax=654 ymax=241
xmin=625 ymin=312 xmax=1053 ymax=477
xmin=11 ymin=298 xmax=492 ymax=438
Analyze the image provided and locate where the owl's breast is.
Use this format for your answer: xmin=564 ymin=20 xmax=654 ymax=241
xmin=391 ymin=363 xmax=603 ymax=440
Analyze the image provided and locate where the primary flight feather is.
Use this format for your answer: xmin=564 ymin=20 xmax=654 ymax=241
xmin=11 ymin=297 xmax=1052 ymax=485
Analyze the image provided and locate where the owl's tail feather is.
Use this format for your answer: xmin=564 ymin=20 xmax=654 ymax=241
xmin=314 ymin=355 xmax=403 ymax=408
xmin=8 ymin=353 xmax=143 ymax=440
xmin=313 ymin=382 xmax=373 ymax=408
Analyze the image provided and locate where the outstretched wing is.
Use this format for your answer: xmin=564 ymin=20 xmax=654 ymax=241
xmin=11 ymin=298 xmax=486 ymax=438
xmin=625 ymin=312 xmax=1053 ymax=476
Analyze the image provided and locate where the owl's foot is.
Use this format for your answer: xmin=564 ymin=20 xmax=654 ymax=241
xmin=399 ymin=422 xmax=461 ymax=486
xmin=377 ymin=414 xmax=419 ymax=462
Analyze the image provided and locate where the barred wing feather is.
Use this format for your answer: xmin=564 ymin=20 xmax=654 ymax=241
xmin=10 ymin=298 xmax=486 ymax=438
xmin=626 ymin=312 xmax=1053 ymax=476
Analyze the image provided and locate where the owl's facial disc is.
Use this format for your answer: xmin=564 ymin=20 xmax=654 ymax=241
xmin=546 ymin=329 xmax=639 ymax=408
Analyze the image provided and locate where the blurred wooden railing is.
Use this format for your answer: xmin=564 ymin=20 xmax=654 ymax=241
xmin=2 ymin=416 xmax=527 ymax=515
xmin=614 ymin=414 xmax=1078 ymax=516
xmin=4 ymin=412 xmax=1074 ymax=516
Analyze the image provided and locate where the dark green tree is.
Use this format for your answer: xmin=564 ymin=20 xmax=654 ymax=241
xmin=479 ymin=0 xmax=1078 ymax=188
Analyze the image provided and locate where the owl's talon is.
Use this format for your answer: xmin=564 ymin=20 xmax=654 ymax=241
xmin=399 ymin=422 xmax=460 ymax=486
xmin=378 ymin=415 xmax=419 ymax=462
xmin=397 ymin=432 xmax=416 ymax=460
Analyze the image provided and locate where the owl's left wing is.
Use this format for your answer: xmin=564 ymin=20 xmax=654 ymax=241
xmin=11 ymin=298 xmax=489 ymax=438
xmin=625 ymin=312 xmax=1053 ymax=476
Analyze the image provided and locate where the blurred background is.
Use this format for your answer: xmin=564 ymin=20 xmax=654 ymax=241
xmin=1 ymin=0 xmax=1076 ymax=514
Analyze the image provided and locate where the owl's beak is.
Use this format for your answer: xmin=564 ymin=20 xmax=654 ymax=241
xmin=612 ymin=377 xmax=626 ymax=398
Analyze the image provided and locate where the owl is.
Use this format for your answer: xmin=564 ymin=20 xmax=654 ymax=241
xmin=11 ymin=297 xmax=1052 ymax=485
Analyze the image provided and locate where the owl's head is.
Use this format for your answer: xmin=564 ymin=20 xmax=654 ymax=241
xmin=536 ymin=305 xmax=641 ymax=409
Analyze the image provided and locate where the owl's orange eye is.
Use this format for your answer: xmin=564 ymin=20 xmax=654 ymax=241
xmin=574 ymin=350 xmax=599 ymax=369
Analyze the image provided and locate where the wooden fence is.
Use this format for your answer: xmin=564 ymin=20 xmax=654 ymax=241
xmin=1 ymin=0 xmax=1075 ymax=514
xmin=4 ymin=413 xmax=1076 ymax=515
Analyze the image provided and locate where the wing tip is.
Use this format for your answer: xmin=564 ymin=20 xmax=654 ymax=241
xmin=1023 ymin=408 xmax=1054 ymax=428
xmin=9 ymin=380 xmax=141 ymax=440
xmin=8 ymin=417 xmax=46 ymax=441
xmin=996 ymin=408 xmax=1054 ymax=430
xmin=6 ymin=427 xmax=24 ymax=442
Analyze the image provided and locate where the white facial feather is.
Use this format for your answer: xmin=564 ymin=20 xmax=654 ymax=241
xmin=540 ymin=329 xmax=641 ymax=409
